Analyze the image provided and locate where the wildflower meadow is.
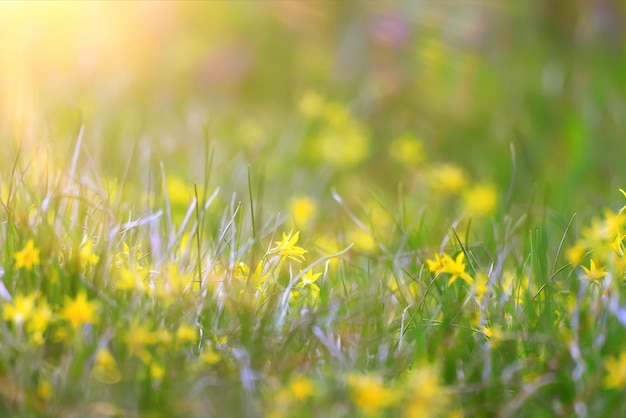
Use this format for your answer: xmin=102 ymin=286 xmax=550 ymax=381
xmin=2 ymin=2 xmax=626 ymax=417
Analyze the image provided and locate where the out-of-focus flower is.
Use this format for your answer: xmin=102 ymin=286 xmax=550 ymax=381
xmin=60 ymin=290 xmax=99 ymax=330
xmin=463 ymin=184 xmax=497 ymax=217
xmin=14 ymin=239 xmax=40 ymax=270
xmin=290 ymin=196 xmax=317 ymax=227
xmin=604 ymin=351 xmax=626 ymax=389
xmin=580 ymin=259 xmax=608 ymax=282
xmin=348 ymin=373 xmax=395 ymax=415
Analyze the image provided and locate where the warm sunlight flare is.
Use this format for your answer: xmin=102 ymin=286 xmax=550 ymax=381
xmin=1 ymin=2 xmax=626 ymax=417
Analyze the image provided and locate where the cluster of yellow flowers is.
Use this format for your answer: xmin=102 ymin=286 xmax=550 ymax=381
xmin=3 ymin=287 xmax=97 ymax=346
xmin=347 ymin=367 xmax=451 ymax=418
xmin=229 ymin=230 xmax=323 ymax=307
xmin=566 ymin=189 xmax=626 ymax=283
xmin=426 ymin=252 xmax=474 ymax=286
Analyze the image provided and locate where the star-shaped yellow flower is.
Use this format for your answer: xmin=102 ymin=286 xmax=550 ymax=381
xmin=60 ymin=290 xmax=99 ymax=329
xmin=268 ymin=230 xmax=307 ymax=262
xmin=13 ymin=239 xmax=40 ymax=270
xmin=580 ymin=259 xmax=608 ymax=282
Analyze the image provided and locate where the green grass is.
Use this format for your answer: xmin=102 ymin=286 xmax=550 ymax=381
xmin=3 ymin=2 xmax=626 ymax=417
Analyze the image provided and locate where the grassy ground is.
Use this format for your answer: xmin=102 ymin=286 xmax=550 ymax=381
xmin=2 ymin=2 xmax=626 ymax=417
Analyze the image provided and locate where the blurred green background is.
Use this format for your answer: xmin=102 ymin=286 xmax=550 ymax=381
xmin=1 ymin=0 xmax=625 ymax=221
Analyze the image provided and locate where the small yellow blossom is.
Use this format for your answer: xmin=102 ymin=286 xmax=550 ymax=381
xmin=429 ymin=164 xmax=467 ymax=194
xmin=115 ymin=266 xmax=146 ymax=292
xmin=268 ymin=230 xmax=307 ymax=262
xmin=348 ymin=373 xmax=395 ymax=415
xmin=611 ymin=234 xmax=625 ymax=257
xmin=463 ymin=184 xmax=497 ymax=217
xmin=603 ymin=209 xmax=625 ymax=238
xmin=444 ymin=253 xmax=474 ymax=285
xmin=297 ymin=270 xmax=321 ymax=299
xmin=3 ymin=292 xmax=38 ymax=325
xmin=349 ymin=228 xmax=376 ymax=252
xmin=150 ymin=362 xmax=165 ymax=382
xmin=13 ymin=239 xmax=40 ymax=270
xmin=290 ymin=196 xmax=317 ymax=227
xmin=604 ymin=352 xmax=626 ymax=389
xmin=389 ymin=133 xmax=424 ymax=165
xmin=27 ymin=298 xmax=52 ymax=344
xmin=176 ymin=324 xmax=197 ymax=344
xmin=289 ymin=376 xmax=314 ymax=401
xmin=60 ymin=291 xmax=99 ymax=329
xmin=79 ymin=238 xmax=100 ymax=267
xmin=580 ymin=259 xmax=608 ymax=282
xmin=426 ymin=254 xmax=447 ymax=275
xmin=165 ymin=175 xmax=192 ymax=206
xmin=566 ymin=244 xmax=586 ymax=266
xmin=426 ymin=253 xmax=473 ymax=285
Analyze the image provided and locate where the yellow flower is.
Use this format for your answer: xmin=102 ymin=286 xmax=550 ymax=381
xmin=580 ymin=259 xmax=608 ymax=282
xmin=603 ymin=209 xmax=626 ymax=238
xmin=389 ymin=133 xmax=424 ymax=165
xmin=3 ymin=292 xmax=38 ymax=325
xmin=13 ymin=239 xmax=40 ymax=270
xmin=611 ymin=234 xmax=625 ymax=257
xmin=150 ymin=362 xmax=165 ymax=382
xmin=176 ymin=324 xmax=197 ymax=345
xmin=297 ymin=270 xmax=321 ymax=299
xmin=115 ymin=266 xmax=146 ymax=292
xmin=290 ymin=196 xmax=317 ymax=227
xmin=426 ymin=254 xmax=447 ymax=275
xmin=165 ymin=175 xmax=192 ymax=206
xmin=427 ymin=253 xmax=473 ymax=285
xmin=79 ymin=237 xmax=100 ymax=267
xmin=27 ymin=298 xmax=52 ymax=344
xmin=429 ymin=164 xmax=467 ymax=194
xmin=60 ymin=290 xmax=99 ymax=329
xmin=349 ymin=228 xmax=376 ymax=252
xmin=444 ymin=253 xmax=474 ymax=285
xmin=288 ymin=376 xmax=314 ymax=401
xmin=604 ymin=352 xmax=626 ymax=389
xmin=463 ymin=184 xmax=497 ymax=217
xmin=566 ymin=244 xmax=586 ymax=265
xmin=348 ymin=373 xmax=395 ymax=415
xmin=268 ymin=230 xmax=307 ymax=262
